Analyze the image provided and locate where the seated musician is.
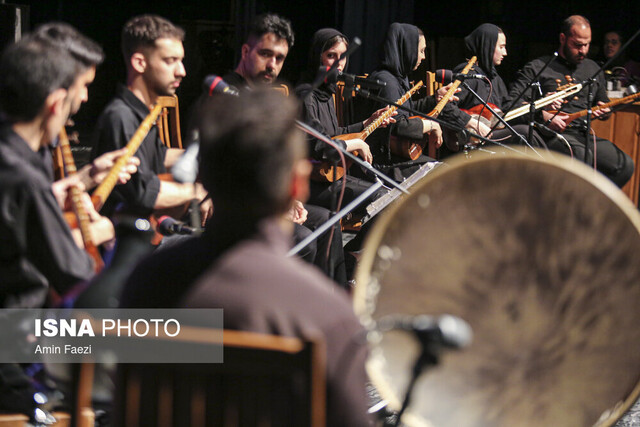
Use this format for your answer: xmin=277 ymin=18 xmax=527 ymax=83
xmin=295 ymin=28 xmax=392 ymax=214
xmin=121 ymin=89 xmax=373 ymax=426
xmin=0 ymin=31 xmax=117 ymax=419
xmin=356 ymin=23 xmax=450 ymax=180
xmin=509 ymin=15 xmax=633 ymax=187
xmin=216 ymin=14 xmax=351 ymax=287
xmin=92 ymin=15 xmax=212 ymax=223
xmin=440 ymin=23 xmax=545 ymax=154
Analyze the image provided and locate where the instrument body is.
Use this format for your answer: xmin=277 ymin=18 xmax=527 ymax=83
xmin=355 ymin=149 xmax=640 ymax=426
xmin=446 ymin=83 xmax=583 ymax=151
xmin=312 ymin=81 xmax=424 ymax=182
xmin=389 ymin=57 xmax=477 ymax=160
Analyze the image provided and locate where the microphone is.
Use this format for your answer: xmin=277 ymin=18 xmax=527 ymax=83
xmin=319 ymin=67 xmax=386 ymax=87
xmin=378 ymin=314 xmax=473 ymax=349
xmin=434 ymin=69 xmax=486 ymax=85
xmin=156 ymin=215 xmax=197 ymax=236
xmin=339 ymin=36 xmax=361 ymax=60
xmin=202 ymin=75 xmax=239 ymax=97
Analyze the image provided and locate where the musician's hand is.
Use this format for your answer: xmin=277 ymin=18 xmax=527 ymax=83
xmin=466 ymin=118 xmax=492 ymax=138
xmin=81 ymin=192 xmax=115 ymax=248
xmin=51 ymin=176 xmax=84 ymax=210
xmin=542 ymin=110 xmax=568 ymax=132
xmin=345 ymin=139 xmax=373 ymax=164
xmin=84 ymin=148 xmax=140 ymax=189
xmin=364 ymin=106 xmax=396 ymax=128
xmin=286 ymin=200 xmax=308 ymax=225
xmin=544 ymin=94 xmax=564 ymax=111
xmin=423 ymin=120 xmax=443 ymax=147
xmin=593 ymin=101 xmax=611 ymax=118
xmin=199 ymin=198 xmax=214 ymax=227
xmin=436 ymin=84 xmax=461 ymax=102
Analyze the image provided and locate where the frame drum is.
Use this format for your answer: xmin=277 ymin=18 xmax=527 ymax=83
xmin=354 ymin=150 xmax=640 ymax=427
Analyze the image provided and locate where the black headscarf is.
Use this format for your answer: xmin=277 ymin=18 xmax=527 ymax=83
xmin=380 ymin=23 xmax=419 ymax=90
xmin=299 ymin=28 xmax=348 ymax=100
xmin=464 ymin=23 xmax=501 ymax=78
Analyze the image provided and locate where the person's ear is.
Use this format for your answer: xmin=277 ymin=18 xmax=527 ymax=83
xmin=131 ymin=52 xmax=147 ymax=74
xmin=289 ymin=159 xmax=311 ymax=203
xmin=240 ymin=44 xmax=250 ymax=61
xmin=559 ymin=33 xmax=566 ymax=47
xmin=44 ymin=88 xmax=68 ymax=116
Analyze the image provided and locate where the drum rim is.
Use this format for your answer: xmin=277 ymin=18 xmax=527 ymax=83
xmin=353 ymin=148 xmax=640 ymax=426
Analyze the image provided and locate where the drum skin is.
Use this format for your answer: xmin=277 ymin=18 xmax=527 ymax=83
xmin=354 ymin=150 xmax=640 ymax=427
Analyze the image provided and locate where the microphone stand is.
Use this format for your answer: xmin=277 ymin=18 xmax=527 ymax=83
xmin=393 ymin=337 xmax=440 ymax=427
xmin=289 ymin=121 xmax=407 ymax=257
xmin=460 ymin=82 xmax=543 ymax=157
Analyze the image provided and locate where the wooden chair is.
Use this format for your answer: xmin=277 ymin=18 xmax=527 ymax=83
xmin=113 ymin=328 xmax=326 ymax=427
xmin=156 ymin=95 xmax=183 ymax=149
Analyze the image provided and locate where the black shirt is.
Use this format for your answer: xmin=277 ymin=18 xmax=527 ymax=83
xmin=91 ymin=85 xmax=167 ymax=216
xmin=509 ymin=55 xmax=609 ymax=116
xmin=0 ymin=123 xmax=93 ymax=308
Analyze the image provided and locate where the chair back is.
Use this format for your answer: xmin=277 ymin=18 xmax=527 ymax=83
xmin=113 ymin=328 xmax=326 ymax=427
xmin=156 ymin=95 xmax=183 ymax=149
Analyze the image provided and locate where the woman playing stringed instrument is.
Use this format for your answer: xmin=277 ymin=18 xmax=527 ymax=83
xmin=441 ymin=23 xmax=545 ymax=154
xmin=295 ymin=28 xmax=394 ymax=212
xmin=356 ymin=23 xmax=455 ymax=180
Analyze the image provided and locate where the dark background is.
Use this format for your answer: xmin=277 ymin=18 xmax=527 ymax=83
xmin=2 ymin=0 xmax=639 ymax=145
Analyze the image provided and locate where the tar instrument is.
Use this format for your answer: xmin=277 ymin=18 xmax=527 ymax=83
xmin=311 ymin=81 xmax=424 ymax=183
xmin=354 ymin=149 xmax=640 ymax=426
xmin=550 ymin=90 xmax=640 ymax=128
xmin=91 ymin=100 xmax=168 ymax=211
xmin=389 ymin=56 xmax=477 ymax=160
xmin=467 ymin=82 xmax=584 ymax=129
xmin=59 ymin=127 xmax=104 ymax=272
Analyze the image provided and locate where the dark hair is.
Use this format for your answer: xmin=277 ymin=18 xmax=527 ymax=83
xmin=321 ymin=34 xmax=348 ymax=55
xmin=561 ymin=15 xmax=590 ymax=36
xmin=0 ymin=37 xmax=77 ymax=121
xmin=605 ymin=30 xmax=624 ymax=43
xmin=247 ymin=13 xmax=294 ymax=49
xmin=32 ymin=22 xmax=104 ymax=69
xmin=121 ymin=14 xmax=185 ymax=61
xmin=197 ymin=90 xmax=303 ymax=218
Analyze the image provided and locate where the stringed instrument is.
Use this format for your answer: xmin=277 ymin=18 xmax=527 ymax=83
xmin=91 ymin=101 xmax=166 ymax=211
xmin=389 ymin=56 xmax=477 ymax=160
xmin=310 ymin=80 xmax=424 ymax=182
xmin=466 ymin=82 xmax=584 ymax=128
xmin=59 ymin=127 xmax=104 ymax=272
xmin=550 ymin=91 xmax=640 ymax=128
xmin=445 ymin=82 xmax=584 ymax=151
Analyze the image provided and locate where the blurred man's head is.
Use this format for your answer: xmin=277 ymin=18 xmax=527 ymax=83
xmin=32 ymin=22 xmax=104 ymax=115
xmin=0 ymin=36 xmax=78 ymax=147
xmin=198 ymin=89 xmax=309 ymax=220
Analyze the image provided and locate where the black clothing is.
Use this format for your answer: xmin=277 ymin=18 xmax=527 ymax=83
xmin=0 ymin=124 xmax=93 ymax=308
xmin=356 ymin=23 xmax=440 ymax=171
xmin=296 ymin=29 xmax=386 ymax=226
xmin=509 ymin=55 xmax=634 ymax=187
xmin=440 ymin=23 xmax=545 ymax=151
xmin=91 ymin=85 xmax=167 ymax=216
